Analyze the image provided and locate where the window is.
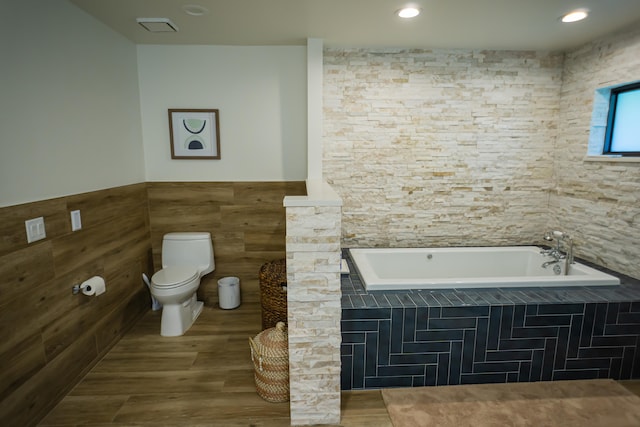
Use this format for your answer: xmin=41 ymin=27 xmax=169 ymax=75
xmin=603 ymin=82 xmax=640 ymax=156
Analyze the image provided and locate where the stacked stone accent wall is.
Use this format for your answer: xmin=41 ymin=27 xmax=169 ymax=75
xmin=323 ymin=48 xmax=564 ymax=249
xmin=552 ymin=23 xmax=640 ymax=279
xmin=285 ymin=205 xmax=342 ymax=425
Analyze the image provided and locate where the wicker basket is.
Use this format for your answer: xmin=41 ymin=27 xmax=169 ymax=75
xmin=249 ymin=321 xmax=289 ymax=402
xmin=259 ymin=259 xmax=287 ymax=329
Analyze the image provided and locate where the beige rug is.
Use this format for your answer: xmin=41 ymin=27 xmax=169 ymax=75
xmin=381 ymin=379 xmax=640 ymax=427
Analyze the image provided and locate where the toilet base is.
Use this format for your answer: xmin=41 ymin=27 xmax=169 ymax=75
xmin=160 ymin=294 xmax=204 ymax=337
xmin=192 ymin=300 xmax=204 ymax=322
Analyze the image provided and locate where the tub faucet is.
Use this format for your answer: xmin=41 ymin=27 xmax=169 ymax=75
xmin=541 ymin=230 xmax=574 ymax=272
xmin=542 ymin=257 xmax=560 ymax=269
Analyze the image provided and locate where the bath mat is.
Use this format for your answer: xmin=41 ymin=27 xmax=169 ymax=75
xmin=381 ymin=379 xmax=640 ymax=427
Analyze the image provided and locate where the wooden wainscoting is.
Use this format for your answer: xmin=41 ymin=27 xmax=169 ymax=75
xmin=146 ymin=182 xmax=306 ymax=306
xmin=0 ymin=183 xmax=152 ymax=426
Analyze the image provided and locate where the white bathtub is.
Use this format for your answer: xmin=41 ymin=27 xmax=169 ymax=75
xmin=349 ymin=246 xmax=620 ymax=291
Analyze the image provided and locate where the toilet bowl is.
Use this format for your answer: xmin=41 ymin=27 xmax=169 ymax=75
xmin=150 ymin=232 xmax=214 ymax=337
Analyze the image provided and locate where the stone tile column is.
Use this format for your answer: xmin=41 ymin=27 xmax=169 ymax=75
xmin=284 ymin=181 xmax=342 ymax=425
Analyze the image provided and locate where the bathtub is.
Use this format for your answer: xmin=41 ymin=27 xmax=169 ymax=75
xmin=349 ymin=246 xmax=620 ymax=291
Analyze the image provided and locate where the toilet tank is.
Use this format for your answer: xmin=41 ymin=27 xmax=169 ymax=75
xmin=161 ymin=232 xmax=215 ymax=275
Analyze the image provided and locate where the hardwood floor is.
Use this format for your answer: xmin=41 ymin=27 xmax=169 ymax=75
xmin=38 ymin=302 xmax=392 ymax=427
xmin=39 ymin=300 xmax=640 ymax=427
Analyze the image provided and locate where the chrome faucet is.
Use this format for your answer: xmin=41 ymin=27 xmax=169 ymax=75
xmin=542 ymin=258 xmax=560 ymax=269
xmin=540 ymin=230 xmax=574 ymax=272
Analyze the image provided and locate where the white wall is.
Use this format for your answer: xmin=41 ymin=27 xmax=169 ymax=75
xmin=0 ymin=0 xmax=145 ymax=207
xmin=137 ymin=45 xmax=307 ymax=182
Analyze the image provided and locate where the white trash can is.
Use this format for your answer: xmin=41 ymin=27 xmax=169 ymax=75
xmin=218 ymin=276 xmax=241 ymax=309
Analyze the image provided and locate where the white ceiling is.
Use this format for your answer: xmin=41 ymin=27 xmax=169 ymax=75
xmin=70 ymin=0 xmax=640 ymax=51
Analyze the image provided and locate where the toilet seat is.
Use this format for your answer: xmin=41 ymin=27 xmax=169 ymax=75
xmin=151 ymin=266 xmax=199 ymax=289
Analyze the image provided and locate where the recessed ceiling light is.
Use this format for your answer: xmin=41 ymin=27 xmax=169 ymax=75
xmin=561 ymin=9 xmax=589 ymax=23
xmin=397 ymin=7 xmax=421 ymax=19
xmin=183 ymin=4 xmax=209 ymax=16
xmin=136 ymin=17 xmax=178 ymax=32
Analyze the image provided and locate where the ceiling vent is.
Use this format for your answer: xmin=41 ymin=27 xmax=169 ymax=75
xmin=136 ymin=17 xmax=178 ymax=32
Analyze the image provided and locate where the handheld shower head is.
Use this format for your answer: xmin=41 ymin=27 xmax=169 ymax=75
xmin=544 ymin=230 xmax=569 ymax=241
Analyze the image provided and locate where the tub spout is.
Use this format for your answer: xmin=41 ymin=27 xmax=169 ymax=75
xmin=542 ymin=259 xmax=560 ymax=269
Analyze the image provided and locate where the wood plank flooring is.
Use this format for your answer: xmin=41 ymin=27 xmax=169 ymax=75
xmin=39 ymin=300 xmax=640 ymax=427
xmin=38 ymin=302 xmax=392 ymax=427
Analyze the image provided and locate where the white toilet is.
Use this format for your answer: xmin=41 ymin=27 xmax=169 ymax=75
xmin=150 ymin=232 xmax=214 ymax=337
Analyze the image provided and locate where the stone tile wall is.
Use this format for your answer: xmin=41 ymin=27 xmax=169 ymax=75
xmin=323 ymin=48 xmax=564 ymax=249
xmin=285 ymin=205 xmax=342 ymax=425
xmin=551 ymin=24 xmax=640 ymax=279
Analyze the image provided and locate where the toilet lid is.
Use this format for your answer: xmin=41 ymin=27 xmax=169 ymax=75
xmin=151 ymin=266 xmax=198 ymax=288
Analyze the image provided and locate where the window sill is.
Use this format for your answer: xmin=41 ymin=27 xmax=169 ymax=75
xmin=583 ymin=155 xmax=640 ymax=163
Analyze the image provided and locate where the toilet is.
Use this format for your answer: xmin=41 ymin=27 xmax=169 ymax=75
xmin=150 ymin=232 xmax=214 ymax=337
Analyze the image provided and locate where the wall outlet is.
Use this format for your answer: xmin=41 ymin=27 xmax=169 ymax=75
xmin=70 ymin=210 xmax=82 ymax=231
xmin=25 ymin=217 xmax=46 ymax=243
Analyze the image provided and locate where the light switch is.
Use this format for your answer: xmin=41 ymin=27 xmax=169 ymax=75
xmin=25 ymin=217 xmax=46 ymax=243
xmin=70 ymin=210 xmax=82 ymax=231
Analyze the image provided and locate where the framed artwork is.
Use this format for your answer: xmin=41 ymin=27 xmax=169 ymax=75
xmin=168 ymin=109 xmax=221 ymax=159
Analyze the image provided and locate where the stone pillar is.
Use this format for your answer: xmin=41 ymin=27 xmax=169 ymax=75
xmin=284 ymin=181 xmax=342 ymax=425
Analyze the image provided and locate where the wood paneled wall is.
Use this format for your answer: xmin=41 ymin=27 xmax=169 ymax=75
xmin=0 ymin=184 xmax=152 ymax=426
xmin=0 ymin=180 xmax=303 ymax=426
xmin=146 ymin=182 xmax=306 ymax=305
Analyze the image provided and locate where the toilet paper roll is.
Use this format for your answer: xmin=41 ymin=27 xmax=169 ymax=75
xmin=81 ymin=276 xmax=106 ymax=296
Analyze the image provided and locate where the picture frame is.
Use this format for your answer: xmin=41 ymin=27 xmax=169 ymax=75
xmin=168 ymin=109 xmax=221 ymax=159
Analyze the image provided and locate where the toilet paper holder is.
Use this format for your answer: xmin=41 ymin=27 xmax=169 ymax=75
xmin=71 ymin=276 xmax=106 ymax=296
xmin=71 ymin=283 xmax=98 ymax=295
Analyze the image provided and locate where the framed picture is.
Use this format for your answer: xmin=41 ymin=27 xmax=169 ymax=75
xmin=168 ymin=109 xmax=221 ymax=159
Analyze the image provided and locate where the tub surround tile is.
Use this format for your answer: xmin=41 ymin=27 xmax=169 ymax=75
xmin=373 ymin=294 xmax=392 ymax=307
xmin=324 ymin=48 xmax=563 ymax=250
xmin=324 ymin=28 xmax=640 ymax=283
xmin=341 ymin=249 xmax=640 ymax=390
xmin=341 ymin=249 xmax=640 ymax=308
xmin=552 ymin=25 xmax=640 ymax=281
xmin=343 ymin=299 xmax=640 ymax=389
